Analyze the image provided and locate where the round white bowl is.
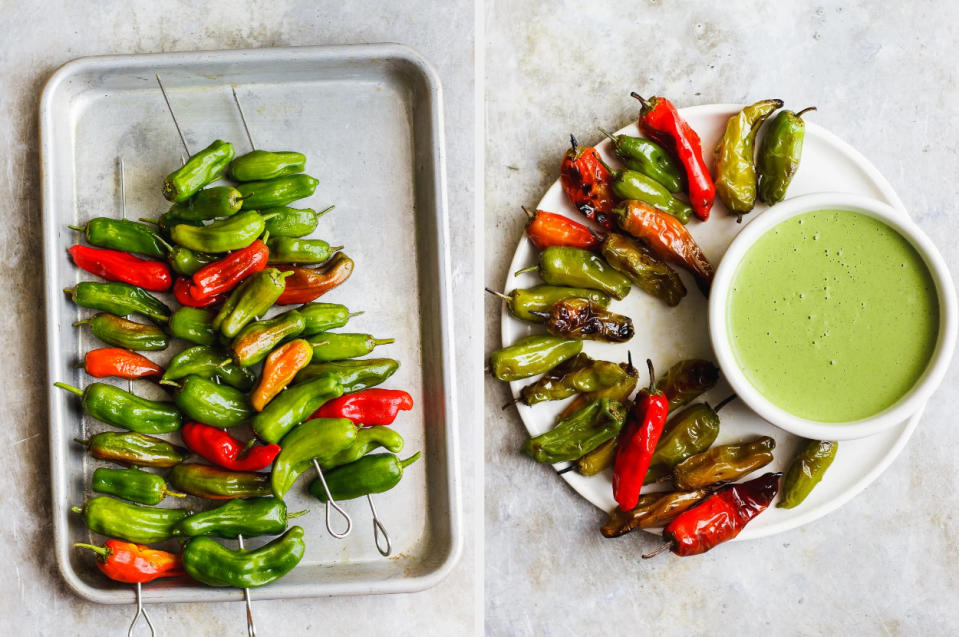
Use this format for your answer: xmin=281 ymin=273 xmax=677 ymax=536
xmin=708 ymin=192 xmax=957 ymax=440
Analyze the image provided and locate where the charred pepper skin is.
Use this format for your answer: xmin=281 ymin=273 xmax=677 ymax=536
xmin=601 ymin=233 xmax=686 ymax=307
xmin=524 ymin=208 xmax=602 ymax=251
xmin=66 ymin=281 xmax=171 ymax=324
xmin=71 ymin=217 xmax=169 ymax=259
xmin=175 ymin=497 xmax=297 ymax=539
xmin=611 ymin=169 xmax=694 ymax=224
xmin=714 ymin=99 xmax=783 ymax=219
xmin=171 ymin=210 xmax=268 ymax=253
xmin=602 ymin=130 xmax=684 ymax=193
xmin=523 ymin=398 xmax=627 ymax=464
xmin=174 ymin=375 xmax=253 ymax=428
xmin=169 ymin=463 xmax=272 ymax=499
xmin=76 ymin=432 xmax=187 ymax=468
xmin=91 ymin=467 xmax=185 ymax=505
xmin=535 ymin=297 xmax=634 ymax=343
xmin=168 ymin=307 xmax=217 ymax=346
xmin=778 ymin=439 xmax=837 ymax=509
xmin=560 ymin=135 xmax=616 ymax=229
xmin=758 ymin=107 xmax=816 ymax=205
xmin=519 ymin=353 xmax=629 ymax=406
xmin=655 ymin=359 xmax=721 ymax=411
xmin=308 ymin=452 xmax=421 ymax=502
xmin=271 ymin=417 xmax=358 ymax=498
xmin=77 ymin=313 xmax=169 ymax=351
xmin=644 ymin=402 xmax=722 ymax=484
xmin=251 ymin=374 xmax=344 ymax=444
xmin=293 ymin=358 xmax=399 ymax=393
xmin=493 ymin=285 xmax=611 ymax=323
xmin=488 ymin=334 xmax=583 ymax=382
xmin=163 ymin=140 xmax=235 ymax=203
xmin=672 ymin=435 xmax=777 ymax=491
xmin=275 ymin=253 xmax=355 ymax=305
xmin=601 ymin=489 xmax=710 ymax=538
xmin=535 ymin=246 xmax=632 ymax=301
xmin=182 ymin=526 xmax=306 ymax=588
xmin=55 ymin=382 xmax=182 ymax=434
xmin=162 ymin=345 xmax=256 ymax=391
xmin=72 ymin=496 xmax=190 ymax=544
xmin=230 ymin=150 xmax=307 ymax=182
xmin=237 ymin=174 xmax=319 ymax=209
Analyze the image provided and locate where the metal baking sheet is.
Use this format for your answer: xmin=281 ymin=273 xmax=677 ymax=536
xmin=40 ymin=44 xmax=461 ymax=603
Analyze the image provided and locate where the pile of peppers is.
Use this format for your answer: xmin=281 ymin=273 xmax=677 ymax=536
xmin=60 ymin=137 xmax=422 ymax=590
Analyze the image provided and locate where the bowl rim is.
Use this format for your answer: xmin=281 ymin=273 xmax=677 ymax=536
xmin=708 ymin=192 xmax=957 ymax=441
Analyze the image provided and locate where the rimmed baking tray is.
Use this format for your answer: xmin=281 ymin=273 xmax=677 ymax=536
xmin=40 ymin=44 xmax=461 ymax=603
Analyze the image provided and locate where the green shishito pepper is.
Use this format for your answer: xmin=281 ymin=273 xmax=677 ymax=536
xmin=322 ymin=426 xmax=404 ymax=470
xmin=171 ymin=210 xmax=269 ymax=253
xmin=55 ymin=382 xmax=182 ymax=434
xmin=91 ymin=466 xmax=185 ymax=505
xmin=174 ymin=375 xmax=252 ymax=428
xmin=169 ymin=463 xmax=271 ymax=499
xmin=643 ymin=401 xmax=725 ymax=484
xmin=169 ymin=307 xmax=217 ymax=345
xmin=778 ymin=439 xmax=837 ymax=509
xmin=167 ymin=186 xmax=245 ymax=222
xmin=168 ymin=245 xmax=219 ymax=277
xmin=758 ymin=107 xmax=816 ymax=206
xmin=162 ymin=345 xmax=256 ymax=390
xmin=519 ymin=353 xmax=629 ymax=406
xmin=69 ymin=218 xmax=169 ymax=258
xmin=600 ymin=233 xmax=686 ymax=307
xmin=267 ymin=237 xmax=341 ymax=265
xmin=176 ymin=497 xmax=302 ymax=539
xmin=293 ymin=358 xmax=399 ymax=393
xmin=488 ymin=334 xmax=582 ymax=382
xmin=299 ymin=303 xmax=362 ymax=336
xmin=163 ymin=139 xmax=235 ymax=203
xmin=231 ymin=150 xmax=307 ymax=182
xmin=309 ymin=452 xmax=420 ymax=502
xmin=494 ymin=285 xmax=611 ymax=323
xmin=307 ymin=332 xmax=394 ymax=362
xmin=75 ymin=313 xmax=168 ymax=351
xmin=183 ymin=526 xmax=306 ymax=588
xmin=237 ymin=174 xmax=318 ymax=209
xmin=655 ymin=358 xmax=721 ymax=412
xmin=231 ymin=310 xmax=306 ymax=367
xmin=72 ymin=496 xmax=189 ymax=544
xmin=523 ymin=398 xmax=626 ymax=464
xmin=715 ymin=99 xmax=783 ymax=219
xmin=530 ymin=246 xmax=632 ymax=300
xmin=271 ymin=417 xmax=358 ymax=498
xmin=65 ymin=281 xmax=170 ymax=324
xmin=611 ymin=169 xmax=694 ymax=224
xmin=262 ymin=206 xmax=328 ymax=238
xmin=601 ymin=130 xmax=684 ymax=193
xmin=252 ymin=374 xmax=344 ymax=444
xmin=214 ymin=268 xmax=292 ymax=338
xmin=76 ymin=432 xmax=187 ymax=468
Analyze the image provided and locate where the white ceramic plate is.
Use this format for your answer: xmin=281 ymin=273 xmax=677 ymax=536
xmin=500 ymin=103 xmax=920 ymax=540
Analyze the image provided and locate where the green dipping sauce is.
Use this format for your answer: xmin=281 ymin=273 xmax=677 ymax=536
xmin=727 ymin=209 xmax=939 ymax=422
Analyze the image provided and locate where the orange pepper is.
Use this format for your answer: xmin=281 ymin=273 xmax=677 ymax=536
xmin=75 ymin=539 xmax=184 ymax=583
xmin=250 ymin=339 xmax=314 ymax=411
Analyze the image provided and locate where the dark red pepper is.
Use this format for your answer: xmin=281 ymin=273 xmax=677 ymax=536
xmin=84 ymin=347 xmax=163 ymax=380
xmin=612 ymin=359 xmax=670 ymax=510
xmin=524 ymin=207 xmax=602 ymax=251
xmin=560 ymin=135 xmax=616 ymax=230
xmin=181 ymin=422 xmax=280 ymax=472
xmin=313 ymin=388 xmax=414 ymax=426
xmin=68 ymin=245 xmax=172 ymax=292
xmin=173 ymin=277 xmax=224 ymax=308
xmin=632 ymin=94 xmax=716 ymax=221
xmin=188 ymin=240 xmax=269 ymax=302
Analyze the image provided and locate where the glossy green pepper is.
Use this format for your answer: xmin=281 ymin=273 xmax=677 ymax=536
xmin=309 ymin=452 xmax=421 ymax=502
xmin=271 ymin=417 xmax=358 ymax=498
xmin=176 ymin=497 xmax=302 ymax=539
xmin=171 ymin=210 xmax=268 ymax=253
xmin=231 ymin=150 xmax=306 ymax=182
xmin=91 ymin=467 xmax=185 ymax=505
xmin=294 ymin=358 xmax=399 ymax=393
xmin=169 ymin=307 xmax=217 ymax=345
xmin=299 ymin=302 xmax=362 ymax=336
xmin=534 ymin=297 xmax=634 ymax=343
xmin=163 ymin=139 xmax=235 ymax=203
xmin=715 ymin=99 xmax=783 ymax=219
xmin=168 ymin=245 xmax=219 ymax=276
xmin=644 ymin=400 xmax=727 ymax=484
xmin=72 ymin=496 xmax=190 ymax=544
xmin=169 ymin=463 xmax=271 ymax=499
xmin=601 ymin=130 xmax=684 ymax=193
xmin=600 ymin=233 xmax=686 ymax=307
xmin=758 ymin=107 xmax=816 ymax=205
xmin=182 ymin=526 xmax=306 ymax=588
xmin=532 ymin=246 xmax=632 ymax=300
xmin=307 ymin=332 xmax=394 ymax=362
xmin=611 ymin=170 xmax=693 ymax=224
xmin=778 ymin=439 xmax=837 ymax=509
xmin=167 ymin=186 xmax=245 ymax=222
xmin=76 ymin=432 xmax=187 ymax=468
xmin=519 ymin=353 xmax=630 ymax=406
xmin=55 ymin=382 xmax=182 ymax=434
xmin=74 ymin=313 xmax=168 ymax=351
xmin=523 ymin=398 xmax=626 ymax=464
xmin=65 ymin=281 xmax=170 ymax=324
xmin=262 ymin=206 xmax=329 ymax=238
xmin=322 ymin=426 xmax=405 ymax=469
xmin=161 ymin=345 xmax=256 ymax=390
xmin=655 ymin=359 xmax=721 ymax=412
xmin=600 ymin=489 xmax=709 ymax=537
xmin=69 ymin=218 xmax=169 ymax=258
xmin=214 ymin=268 xmax=292 ymax=338
xmin=492 ymin=285 xmax=611 ymax=323
xmin=237 ymin=174 xmax=318 ymax=209
xmin=488 ymin=334 xmax=582 ymax=382
xmin=231 ymin=310 xmax=306 ymax=367
xmin=267 ymin=237 xmax=341 ymax=265
xmin=174 ymin=375 xmax=252 ymax=427
xmin=673 ymin=435 xmax=777 ymax=490
xmin=251 ymin=374 xmax=344 ymax=444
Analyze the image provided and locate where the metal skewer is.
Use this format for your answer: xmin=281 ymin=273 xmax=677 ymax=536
xmin=237 ymin=534 xmax=257 ymax=637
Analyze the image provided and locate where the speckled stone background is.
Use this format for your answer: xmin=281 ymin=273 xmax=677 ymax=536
xmin=0 ymin=2 xmax=478 ymax=635
xmin=485 ymin=1 xmax=959 ymax=635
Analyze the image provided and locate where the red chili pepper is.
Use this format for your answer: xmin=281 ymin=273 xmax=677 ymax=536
xmin=524 ymin=207 xmax=603 ymax=251
xmin=560 ymin=135 xmax=616 ymax=229
xmin=68 ymin=245 xmax=172 ymax=292
xmin=649 ymin=472 xmax=782 ymax=557
xmin=313 ymin=388 xmax=414 ymax=426
xmin=612 ymin=359 xmax=670 ymax=510
xmin=181 ymin=422 xmax=280 ymax=471
xmin=189 ymin=240 xmax=268 ymax=301
xmin=174 ymin=277 xmax=224 ymax=308
xmin=84 ymin=347 xmax=163 ymax=379
xmin=75 ymin=539 xmax=184 ymax=583
xmin=632 ymin=93 xmax=716 ymax=221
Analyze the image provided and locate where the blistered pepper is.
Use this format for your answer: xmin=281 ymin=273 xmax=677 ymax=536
xmin=275 ymin=253 xmax=355 ymax=305
xmin=267 ymin=237 xmax=341 ymax=265
xmin=92 ymin=467 xmax=186 ymax=505
xmin=161 ymin=345 xmax=256 ymax=391
xmin=672 ymin=435 xmax=777 ymax=490
xmin=262 ymin=205 xmax=329 ymax=238
xmin=250 ymin=339 xmax=314 ymax=411
xmin=251 ymin=373 xmax=344 ymax=444
xmin=214 ymin=268 xmax=292 ymax=338
xmin=65 ymin=281 xmax=170 ymax=324
xmin=75 ymin=539 xmax=184 ymax=584
xmin=294 ymin=358 xmax=399 ymax=394
xmin=313 ymin=388 xmax=414 ymax=425
xmin=655 ymin=358 xmax=721 ymax=411
xmin=176 ymin=497 xmax=303 ymax=539
xmin=778 ymin=439 xmax=837 ymax=509
xmin=173 ymin=277 xmax=225 ymax=308
xmin=55 ymin=382 xmax=182 ymax=434
xmin=533 ymin=297 xmax=634 ymax=343
xmin=174 ymin=375 xmax=253 ymax=428
xmin=487 ymin=285 xmax=611 ymax=324
xmin=163 ymin=139 xmax=235 ymax=202
xmin=524 ymin=207 xmax=602 ymax=251
xmin=611 ymin=169 xmax=694 ymax=224
xmin=519 ymin=353 xmax=630 ymax=406
xmin=601 ymin=489 xmax=709 ymax=538
xmin=83 ymin=347 xmax=162 ymax=380
xmin=169 ymin=307 xmax=217 ymax=345
xmin=643 ymin=398 xmax=733 ymax=484
xmin=308 ymin=452 xmax=420 ymax=502
xmin=488 ymin=334 xmax=583 ymax=382
xmin=559 ymin=356 xmax=639 ymax=421
xmin=230 ymin=150 xmax=307 ymax=182
xmin=307 ymin=332 xmax=394 ymax=362
xmin=68 ymin=245 xmax=172 ymax=292
xmin=75 ymin=313 xmax=169 ymax=351
xmin=600 ymin=128 xmax=684 ymax=193
xmin=758 ymin=107 xmax=816 ymax=205
xmin=600 ymin=232 xmax=686 ymax=307
xmin=169 ymin=463 xmax=271 ymax=499
xmin=171 ymin=210 xmax=268 ymax=253
xmin=560 ymin=135 xmax=615 ymax=229
xmin=271 ymin=417 xmax=358 ymax=498
xmin=76 ymin=432 xmax=187 ymax=468
xmin=714 ymin=99 xmax=783 ymax=219
xmin=237 ymin=174 xmax=319 ymax=209
xmin=181 ymin=422 xmax=280 ymax=472
xmin=526 ymin=246 xmax=632 ymax=301
xmin=182 ymin=526 xmax=306 ymax=588
xmin=72 ymin=496 xmax=190 ymax=544
xmin=69 ymin=217 xmax=169 ymax=258
xmin=231 ymin=310 xmax=306 ymax=367
xmin=188 ymin=240 xmax=269 ymax=301
xmin=523 ymin=398 xmax=627 ymax=464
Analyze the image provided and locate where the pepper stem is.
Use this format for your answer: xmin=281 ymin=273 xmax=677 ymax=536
xmin=569 ymin=134 xmax=578 ymax=151
xmin=158 ymin=379 xmax=180 ymax=386
xmin=74 ymin=542 xmax=109 ymax=559
xmin=399 ymin=451 xmax=421 ymax=469
xmin=626 ymin=351 xmax=635 ymax=375
xmin=67 ymin=224 xmax=85 ymax=232
xmin=277 ymin=269 xmax=294 ymax=280
xmin=513 ymin=265 xmax=538 ymax=277
xmin=216 ymin=358 xmax=233 ymax=369
xmin=261 ymin=212 xmax=280 ymax=222
xmin=630 ymin=92 xmax=649 ymax=107
xmin=484 ymin=288 xmax=510 ymax=301
xmin=62 ymin=287 xmax=75 ymax=296
xmin=261 ymin=230 xmax=271 ymax=244
xmin=287 ymin=509 xmax=309 ymax=519
xmin=70 ymin=505 xmax=83 ymax=515
xmin=641 ymin=542 xmax=671 ymax=559
xmin=155 ymin=234 xmax=174 ymax=253
xmin=54 ymin=382 xmax=84 ymax=397
xmin=163 ymin=487 xmax=188 ymax=498
xmin=713 ymin=394 xmax=738 ymax=413
xmin=329 ymin=245 xmax=345 ymax=252
xmin=316 ymin=204 xmax=336 ymax=219
xmin=597 ymin=127 xmax=617 ymax=143
xmin=372 ymin=338 xmax=395 ymax=346
xmin=556 ymin=464 xmax=576 ymax=475
xmin=796 ymin=106 xmax=818 ymax=119
xmin=73 ymin=438 xmax=89 ymax=446
xmin=521 ymin=205 xmax=535 ymax=219
xmin=72 ymin=320 xmax=89 ymax=327
xmin=646 ymin=359 xmax=656 ymax=393
xmin=346 ymin=311 xmax=365 ymax=319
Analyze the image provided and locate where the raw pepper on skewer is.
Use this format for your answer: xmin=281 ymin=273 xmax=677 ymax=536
xmin=524 ymin=207 xmax=602 ymax=251
xmin=75 ymin=539 xmax=185 ymax=584
xmin=68 ymin=245 xmax=173 ymax=291
xmin=560 ymin=135 xmax=615 ymax=229
xmin=162 ymin=139 xmax=235 ymax=203
xmin=307 ymin=332 xmax=394 ymax=362
xmin=168 ymin=307 xmax=217 ymax=345
xmin=168 ymin=245 xmax=218 ymax=276
xmin=55 ymin=382 xmax=182 ymax=434
xmin=72 ymin=496 xmax=190 ymax=544
xmin=313 ymin=388 xmax=414 ymax=425
xmin=250 ymin=339 xmax=314 ymax=411
xmin=162 ymin=345 xmax=255 ymax=391
xmin=231 ymin=310 xmax=306 ymax=367
xmin=168 ymin=463 xmax=271 ymax=500
xmin=83 ymin=347 xmax=163 ymax=379
xmin=173 ymin=277 xmax=224 ymax=308
xmin=167 ymin=185 xmax=246 ymax=222
xmin=92 ymin=467 xmax=186 ymax=505
xmin=308 ymin=452 xmax=421 ymax=502
xmin=267 ymin=237 xmax=341 ymax=265
xmin=298 ymin=302 xmax=362 ymax=336
xmin=251 ymin=374 xmax=344 ymax=444
xmin=171 ymin=210 xmax=269 ymax=253
xmin=175 ymin=498 xmax=305 ymax=539
xmin=271 ymin=417 xmax=358 ymax=498
xmin=322 ymin=426 xmax=405 ymax=468
xmin=181 ymin=422 xmax=280 ymax=472
xmin=75 ymin=313 xmax=169 ymax=351
xmin=65 ymin=281 xmax=171 ymax=324
xmin=230 ymin=150 xmax=307 ymax=182
xmin=75 ymin=432 xmax=187 ymax=468
xmin=174 ymin=375 xmax=253 ymax=428
xmin=69 ymin=217 xmax=170 ymax=258
xmin=188 ymin=240 xmax=269 ymax=301
xmin=294 ymin=358 xmax=400 ymax=393
xmin=182 ymin=526 xmax=306 ymax=588
xmin=275 ymin=253 xmax=355 ymax=305
xmin=236 ymin=174 xmax=319 ymax=209
xmin=213 ymin=268 xmax=292 ymax=338
xmin=262 ymin=206 xmax=327 ymax=238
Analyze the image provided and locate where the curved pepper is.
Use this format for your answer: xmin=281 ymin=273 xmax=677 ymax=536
xmin=758 ymin=107 xmax=816 ymax=205
xmin=714 ymin=99 xmax=783 ymax=219
xmin=55 ymin=382 xmax=182 ymax=434
xmin=275 ymin=253 xmax=354 ymax=305
xmin=600 ymin=232 xmax=685 ymax=307
xmin=533 ymin=297 xmax=634 ymax=343
xmin=601 ymin=489 xmax=710 ymax=538
xmin=490 ymin=285 xmax=611 ymax=323
xmin=174 ymin=277 xmax=224 ymax=308
xmin=163 ymin=140 xmax=235 ymax=202
xmin=182 ymin=526 xmax=306 ymax=588
xmin=214 ymin=268 xmax=292 ymax=338
xmin=231 ymin=310 xmax=306 ymax=367
xmin=84 ymin=347 xmax=162 ymax=380
xmin=92 ymin=466 xmax=186 ymax=505
xmin=672 ymin=436 xmax=777 ymax=490
xmin=169 ymin=307 xmax=217 ymax=345
xmin=68 ymin=245 xmax=172 ymax=291
xmin=777 ymin=439 xmax=837 ymax=509
xmin=231 ymin=150 xmax=307 ymax=182
xmin=309 ymin=452 xmax=420 ymax=502
xmin=532 ymin=246 xmax=632 ymax=300
xmin=519 ymin=354 xmax=629 ymax=406
xmin=488 ymin=334 xmax=582 ymax=382
xmin=189 ymin=240 xmax=269 ymax=301
xmin=168 ymin=185 xmax=246 ymax=221
xmin=72 ymin=496 xmax=190 ymax=544
xmin=174 ymin=375 xmax=253 ymax=428
xmin=321 ymin=426 xmax=405 ymax=469
xmin=65 ymin=281 xmax=170 ymax=324
xmin=298 ymin=302 xmax=361 ymax=336
xmin=237 ymin=174 xmax=318 ymax=209
xmin=271 ymin=417 xmax=358 ymax=498
xmin=293 ymin=358 xmax=399 ymax=393
xmin=560 ymin=135 xmax=615 ymax=229
xmin=181 ymin=422 xmax=280 ymax=472
xmin=611 ymin=169 xmax=693 ymax=224
xmin=168 ymin=245 xmax=219 ymax=277
xmin=263 ymin=206 xmax=327 ymax=238
xmin=69 ymin=218 xmax=169 ymax=258
xmin=307 ymin=332 xmax=394 ymax=362
xmin=76 ymin=432 xmax=187 ymax=468
xmin=171 ymin=210 xmax=268 ymax=253
xmin=169 ymin=463 xmax=271 ymax=499
xmin=76 ymin=313 xmax=168 ymax=351
xmin=267 ymin=237 xmax=341 ymax=265
xmin=314 ymin=388 xmax=414 ymax=425
xmin=175 ymin=497 xmax=301 ymax=539
xmin=643 ymin=401 xmax=725 ymax=484
xmin=252 ymin=374 xmax=344 ymax=444
xmin=524 ymin=208 xmax=602 ymax=251
xmin=601 ymin=129 xmax=684 ymax=193
xmin=250 ymin=339 xmax=314 ymax=411
xmin=161 ymin=345 xmax=256 ymax=391
xmin=75 ymin=539 xmax=184 ymax=583
xmin=523 ymin=398 xmax=627 ymax=464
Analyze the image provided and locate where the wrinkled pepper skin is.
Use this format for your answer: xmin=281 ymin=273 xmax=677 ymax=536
xmin=262 ymin=206 xmax=322 ymax=238
xmin=559 ymin=358 xmax=639 ymax=421
xmin=613 ymin=362 xmax=670 ymax=510
xmin=673 ymin=436 xmax=777 ymax=490
xmin=171 ymin=210 xmax=268 ymax=253
xmin=66 ymin=281 xmax=171 ymax=324
xmin=714 ymin=99 xmax=783 ymax=219
xmin=309 ymin=452 xmax=420 ymax=502
xmin=560 ymin=135 xmax=615 ymax=229
xmin=275 ymin=253 xmax=355 ymax=305
xmin=778 ymin=439 xmax=837 ymax=509
xmin=75 ymin=539 xmax=184 ymax=584
xmin=536 ymin=297 xmax=634 ymax=343
xmin=181 ymin=422 xmax=280 ymax=472
xmin=298 ymin=302 xmax=359 ymax=336
xmin=83 ymin=347 xmax=163 ymax=379
xmin=321 ymin=426 xmax=405 ymax=469
xmin=524 ymin=208 xmax=602 ymax=251
xmin=495 ymin=285 xmax=611 ymax=323
xmin=71 ymin=218 xmax=169 ymax=258
xmin=644 ymin=403 xmax=722 ymax=484
xmin=214 ymin=268 xmax=292 ymax=338
xmin=77 ymin=313 xmax=168 ymax=351
xmin=237 ymin=174 xmax=319 ymax=209
xmin=169 ymin=307 xmax=217 ymax=345
xmin=271 ymin=417 xmax=358 ymax=498
xmin=535 ymin=246 xmax=632 ymax=300
xmin=169 ymin=246 xmax=219 ymax=277
xmin=77 ymin=432 xmax=187 ymax=468
xmin=68 ymin=245 xmax=172 ymax=291
xmin=251 ymin=339 xmax=314 ymax=411
xmin=312 ymin=388 xmax=414 ymax=425
xmin=520 ymin=353 xmax=630 ymax=406
xmin=488 ymin=335 xmax=582 ymax=382
xmin=307 ymin=332 xmax=394 ymax=362
xmin=72 ymin=496 xmax=190 ymax=544
xmin=169 ymin=463 xmax=271 ymax=499
xmin=174 ymin=375 xmax=253 ymax=428
xmin=601 ymin=233 xmax=686 ymax=307
xmin=176 ymin=497 xmax=296 ymax=539
xmin=55 ymin=382 xmax=182 ymax=434
xmin=523 ymin=398 xmax=626 ymax=464
xmin=758 ymin=107 xmax=816 ymax=205
xmin=169 ymin=186 xmax=245 ymax=222
xmin=293 ymin=358 xmax=399 ymax=393
xmin=182 ymin=526 xmax=306 ymax=588
xmin=267 ymin=237 xmax=340 ymax=265
xmin=231 ymin=310 xmax=306 ymax=367
xmin=603 ymin=131 xmax=684 ymax=193
xmin=612 ymin=169 xmax=693 ymax=224
xmin=655 ymin=359 xmax=721 ymax=411
xmin=91 ymin=467 xmax=185 ymax=505
xmin=252 ymin=374 xmax=344 ymax=444
xmin=163 ymin=140 xmax=235 ymax=203
xmin=189 ymin=240 xmax=269 ymax=301
xmin=601 ymin=489 xmax=709 ymax=538
xmin=230 ymin=150 xmax=307 ymax=182
xmin=162 ymin=345 xmax=256 ymax=390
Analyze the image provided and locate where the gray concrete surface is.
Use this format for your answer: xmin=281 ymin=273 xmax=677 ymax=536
xmin=485 ymin=2 xmax=959 ymax=635
xmin=0 ymin=2 xmax=478 ymax=635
